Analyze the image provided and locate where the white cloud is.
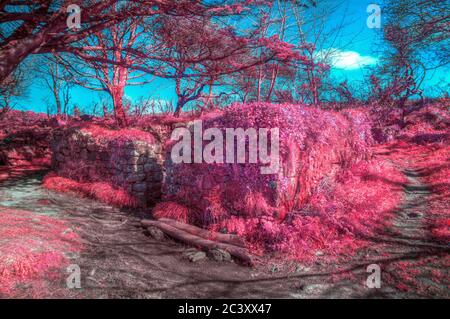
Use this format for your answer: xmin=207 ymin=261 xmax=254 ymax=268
xmin=317 ymin=49 xmax=378 ymax=70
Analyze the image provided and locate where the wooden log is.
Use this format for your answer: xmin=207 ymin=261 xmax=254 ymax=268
xmin=143 ymin=220 xmax=253 ymax=265
xmin=157 ymin=218 xmax=246 ymax=248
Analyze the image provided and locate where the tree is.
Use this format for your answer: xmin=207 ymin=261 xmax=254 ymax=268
xmin=0 ymin=68 xmax=26 ymax=118
xmin=59 ymin=12 xmax=152 ymax=126
xmin=0 ymin=0 xmax=139 ymax=82
xmin=381 ymin=0 xmax=450 ymax=107
xmin=37 ymin=55 xmax=72 ymax=117
xmin=0 ymin=0 xmax=247 ymax=83
xmin=0 ymin=1 xmax=269 ymax=121
xmin=225 ymin=0 xmax=341 ymax=105
xmin=290 ymin=0 xmax=353 ymax=105
xmin=148 ymin=14 xmax=283 ymax=116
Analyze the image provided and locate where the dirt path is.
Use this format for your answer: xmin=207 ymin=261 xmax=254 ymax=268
xmin=346 ymin=148 xmax=450 ymax=298
xmin=0 ymin=166 xmax=448 ymax=298
xmin=288 ymin=166 xmax=449 ymax=299
xmin=394 ymin=169 xmax=430 ymax=239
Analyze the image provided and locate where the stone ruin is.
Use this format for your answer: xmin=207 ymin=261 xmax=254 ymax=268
xmin=51 ymin=127 xmax=165 ymax=207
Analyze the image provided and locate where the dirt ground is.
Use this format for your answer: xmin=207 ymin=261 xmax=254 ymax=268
xmin=0 ymin=145 xmax=448 ymax=299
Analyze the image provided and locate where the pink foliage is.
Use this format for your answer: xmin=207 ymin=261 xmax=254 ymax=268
xmin=378 ymin=102 xmax=449 ymax=243
xmin=161 ymin=102 xmax=373 ymax=223
xmin=43 ymin=173 xmax=138 ymax=208
xmin=155 ymin=103 xmax=399 ymax=262
xmin=153 ymin=201 xmax=191 ymax=223
xmin=210 ymin=159 xmax=406 ymax=262
xmin=413 ymin=146 xmax=449 ymax=242
xmin=0 ymin=208 xmax=81 ymax=297
xmin=400 ymin=102 xmax=449 ymax=144
xmin=258 ymin=35 xmax=302 ymax=61
xmin=79 ymin=124 xmax=156 ymax=145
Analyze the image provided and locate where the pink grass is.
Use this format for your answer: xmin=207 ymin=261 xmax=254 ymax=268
xmin=43 ymin=173 xmax=138 ymax=208
xmin=0 ymin=207 xmax=82 ymax=297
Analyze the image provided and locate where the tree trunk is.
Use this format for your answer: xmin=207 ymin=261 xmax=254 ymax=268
xmin=110 ymin=85 xmax=127 ymax=126
xmin=141 ymin=219 xmax=253 ymax=265
xmin=53 ymin=71 xmax=62 ymax=117
xmin=0 ymin=35 xmax=45 ymax=83
xmin=256 ymin=67 xmax=263 ymax=102
xmin=266 ymin=66 xmax=279 ymax=102
xmin=55 ymin=93 xmax=62 ymax=117
xmin=174 ymin=100 xmax=184 ymax=117
xmin=156 ymin=218 xmax=246 ymax=248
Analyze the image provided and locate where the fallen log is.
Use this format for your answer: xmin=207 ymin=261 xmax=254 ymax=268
xmin=142 ymin=219 xmax=253 ymax=265
xmin=156 ymin=218 xmax=246 ymax=248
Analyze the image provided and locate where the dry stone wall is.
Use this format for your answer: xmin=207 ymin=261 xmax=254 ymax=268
xmin=51 ymin=128 xmax=164 ymax=207
xmin=0 ymin=128 xmax=52 ymax=167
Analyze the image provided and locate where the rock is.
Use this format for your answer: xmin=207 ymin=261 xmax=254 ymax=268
xmin=135 ymin=182 xmax=148 ymax=192
xmin=150 ymin=145 xmax=162 ymax=154
xmin=301 ymin=283 xmax=332 ymax=295
xmin=295 ymin=265 xmax=311 ymax=273
xmin=126 ymin=174 xmax=145 ymax=183
xmin=137 ymin=157 xmax=147 ymax=165
xmin=315 ymin=250 xmax=324 ymax=256
xmin=134 ymin=164 xmax=144 ymax=173
xmin=80 ymin=149 xmax=88 ymax=160
xmin=122 ymin=165 xmax=133 ymax=173
xmin=126 ymin=149 xmax=140 ymax=157
xmin=185 ymin=250 xmax=206 ymax=263
xmin=147 ymin=226 xmax=165 ymax=241
xmin=86 ymin=143 xmax=96 ymax=152
xmin=127 ymin=157 xmax=139 ymax=165
xmin=134 ymin=192 xmax=146 ymax=204
xmin=207 ymin=248 xmax=232 ymax=262
xmin=144 ymin=163 xmax=159 ymax=173
xmin=148 ymin=172 xmax=163 ymax=182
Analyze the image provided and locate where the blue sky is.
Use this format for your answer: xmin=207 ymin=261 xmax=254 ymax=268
xmin=13 ymin=0 xmax=450 ymax=113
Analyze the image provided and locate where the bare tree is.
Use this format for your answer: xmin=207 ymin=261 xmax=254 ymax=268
xmin=149 ymin=15 xmax=272 ymax=116
xmin=59 ymin=12 xmax=153 ymax=126
xmin=37 ymin=55 xmax=72 ymax=117
xmin=0 ymin=68 xmax=26 ymax=118
xmin=380 ymin=0 xmax=450 ymax=107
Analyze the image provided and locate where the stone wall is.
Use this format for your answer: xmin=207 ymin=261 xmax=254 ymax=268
xmin=155 ymin=103 xmax=374 ymax=225
xmin=51 ymin=127 xmax=164 ymax=207
xmin=0 ymin=127 xmax=52 ymax=167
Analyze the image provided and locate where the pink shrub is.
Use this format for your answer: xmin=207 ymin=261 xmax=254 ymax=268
xmin=153 ymin=201 xmax=191 ymax=223
xmin=210 ymin=159 xmax=406 ymax=262
xmin=414 ymin=145 xmax=449 ymax=242
xmin=160 ymin=102 xmax=373 ymax=225
xmin=154 ymin=103 xmax=398 ymax=262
